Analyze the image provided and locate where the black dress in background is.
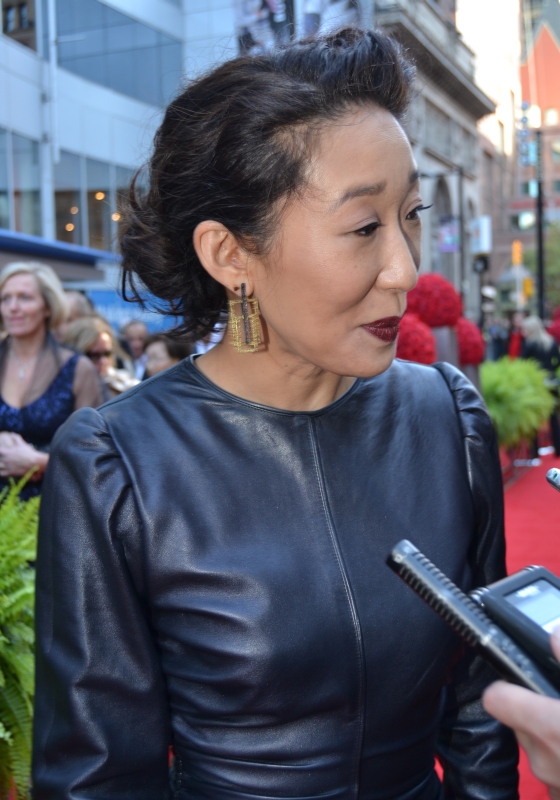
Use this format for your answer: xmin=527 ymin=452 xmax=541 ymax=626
xmin=33 ymin=357 xmax=518 ymax=800
xmin=0 ymin=336 xmax=103 ymax=497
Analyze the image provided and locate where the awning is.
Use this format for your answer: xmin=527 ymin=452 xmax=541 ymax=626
xmin=0 ymin=228 xmax=117 ymax=282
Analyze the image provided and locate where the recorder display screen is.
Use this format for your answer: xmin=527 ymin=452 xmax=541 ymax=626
xmin=506 ymin=579 xmax=560 ymax=634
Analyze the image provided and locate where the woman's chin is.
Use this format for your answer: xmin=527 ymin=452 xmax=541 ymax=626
xmin=325 ymin=341 xmax=397 ymax=380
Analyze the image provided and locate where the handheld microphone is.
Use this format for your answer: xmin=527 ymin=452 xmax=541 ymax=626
xmin=387 ymin=539 xmax=560 ymax=698
xmin=546 ymin=468 xmax=560 ymax=492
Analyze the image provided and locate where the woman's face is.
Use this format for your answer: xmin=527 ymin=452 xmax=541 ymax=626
xmin=87 ymin=332 xmax=114 ymax=378
xmin=145 ymin=340 xmax=178 ymax=377
xmin=247 ymin=106 xmax=423 ymax=378
xmin=0 ymin=273 xmax=50 ymax=339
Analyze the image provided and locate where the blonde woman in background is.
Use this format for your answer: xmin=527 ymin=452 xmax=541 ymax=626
xmin=63 ymin=316 xmax=138 ymax=400
xmin=0 ymin=262 xmax=103 ymax=497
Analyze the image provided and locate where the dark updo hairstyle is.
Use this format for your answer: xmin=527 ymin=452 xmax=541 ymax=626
xmin=119 ymin=27 xmax=415 ymax=340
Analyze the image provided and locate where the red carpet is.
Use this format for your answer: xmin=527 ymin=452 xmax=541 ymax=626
xmin=504 ymin=454 xmax=560 ymax=800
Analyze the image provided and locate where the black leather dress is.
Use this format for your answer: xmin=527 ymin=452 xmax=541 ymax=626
xmin=33 ymin=356 xmax=518 ymax=800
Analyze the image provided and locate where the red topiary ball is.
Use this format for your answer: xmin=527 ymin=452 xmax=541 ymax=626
xmin=456 ymin=317 xmax=485 ymax=366
xmin=548 ymin=318 xmax=560 ymax=344
xmin=396 ymin=313 xmax=437 ymax=365
xmin=407 ymin=273 xmax=463 ymax=328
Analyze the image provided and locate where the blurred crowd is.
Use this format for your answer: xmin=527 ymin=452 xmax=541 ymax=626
xmin=486 ymin=309 xmax=560 ymax=458
xmin=0 ymin=261 xmax=193 ymax=496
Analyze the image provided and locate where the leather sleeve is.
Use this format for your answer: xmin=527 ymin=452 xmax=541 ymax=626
xmin=432 ymin=363 xmax=519 ymax=800
xmin=32 ymin=408 xmax=171 ymax=799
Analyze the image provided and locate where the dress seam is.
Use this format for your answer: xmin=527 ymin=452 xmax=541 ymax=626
xmin=307 ymin=416 xmax=365 ymax=800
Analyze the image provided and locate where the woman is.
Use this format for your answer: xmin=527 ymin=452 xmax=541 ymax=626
xmin=144 ymin=333 xmax=192 ymax=377
xmin=522 ymin=314 xmax=560 ymax=456
xmin=0 ymin=262 xmax=103 ymax=496
xmin=33 ymin=29 xmax=518 ymax=799
xmin=63 ymin=315 xmax=138 ymax=399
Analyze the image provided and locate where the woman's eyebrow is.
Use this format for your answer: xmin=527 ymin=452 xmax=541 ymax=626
xmin=332 ymin=169 xmax=420 ymax=211
xmin=332 ymin=181 xmax=387 ymax=210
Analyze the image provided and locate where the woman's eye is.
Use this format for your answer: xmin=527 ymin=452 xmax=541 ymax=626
xmin=406 ymin=204 xmax=432 ymax=221
xmin=355 ymin=221 xmax=381 ymax=237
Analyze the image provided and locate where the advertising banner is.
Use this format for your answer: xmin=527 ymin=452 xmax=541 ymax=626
xmin=302 ymin=0 xmax=360 ymax=37
xmin=235 ymin=0 xmax=295 ymax=54
xmin=438 ymin=221 xmax=460 ymax=253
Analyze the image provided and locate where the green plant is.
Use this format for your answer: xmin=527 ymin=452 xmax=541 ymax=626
xmin=480 ymin=358 xmax=555 ymax=448
xmin=0 ymin=480 xmax=39 ymax=799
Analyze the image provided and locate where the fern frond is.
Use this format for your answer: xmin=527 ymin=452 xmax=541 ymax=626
xmin=0 ymin=480 xmax=39 ymax=798
xmin=480 ymin=358 xmax=555 ymax=447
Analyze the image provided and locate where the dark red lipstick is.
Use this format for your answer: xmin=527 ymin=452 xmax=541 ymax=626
xmin=362 ymin=316 xmax=402 ymax=343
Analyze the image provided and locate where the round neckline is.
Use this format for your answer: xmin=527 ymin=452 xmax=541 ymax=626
xmin=184 ymin=354 xmax=362 ymax=417
xmin=0 ymin=352 xmax=77 ymax=412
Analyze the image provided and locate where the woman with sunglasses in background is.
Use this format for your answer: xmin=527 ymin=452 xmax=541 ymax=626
xmin=0 ymin=262 xmax=103 ymax=497
xmin=63 ymin=315 xmax=138 ymax=400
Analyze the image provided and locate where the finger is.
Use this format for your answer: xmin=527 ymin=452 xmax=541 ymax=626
xmin=551 ymin=627 xmax=560 ymax=662
xmin=483 ymin=681 xmax=558 ymax=735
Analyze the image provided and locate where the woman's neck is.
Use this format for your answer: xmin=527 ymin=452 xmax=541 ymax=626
xmin=196 ymin=337 xmax=355 ymax=412
xmin=9 ymin=327 xmax=48 ymax=360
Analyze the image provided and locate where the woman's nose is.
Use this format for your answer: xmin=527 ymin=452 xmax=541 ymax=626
xmin=376 ymin=230 xmax=419 ymax=294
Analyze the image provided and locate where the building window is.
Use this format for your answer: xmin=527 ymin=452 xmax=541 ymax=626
xmin=425 ymin=101 xmax=452 ymax=160
xmin=52 ymin=153 xmax=138 ymax=251
xmin=4 ymin=5 xmax=16 ymax=31
xmin=2 ymin=0 xmax=35 ymax=49
xmin=511 ymin=211 xmax=536 ymax=231
xmin=552 ymin=140 xmax=560 ymax=162
xmin=545 ymin=108 xmax=559 ymax=126
xmin=56 ymin=0 xmax=183 ymax=106
xmin=0 ymin=129 xmax=9 ymax=230
xmin=86 ymin=159 xmax=111 ymax=251
xmin=115 ymin=165 xmax=135 ymax=221
xmin=521 ymin=180 xmax=538 ymax=197
xmin=54 ymin=151 xmax=83 ymax=245
xmin=462 ymin=129 xmax=477 ymax=173
xmin=554 ymin=180 xmax=560 ymax=194
xmin=12 ymin=133 xmax=40 ymax=237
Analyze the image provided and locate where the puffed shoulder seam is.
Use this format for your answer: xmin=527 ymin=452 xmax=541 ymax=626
xmin=430 ymin=362 xmax=495 ymax=443
xmin=51 ymin=406 xmax=136 ymax=497
xmin=51 ymin=404 xmax=117 ymax=454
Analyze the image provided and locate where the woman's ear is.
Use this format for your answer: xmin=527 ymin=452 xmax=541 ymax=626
xmin=193 ymin=221 xmax=254 ymax=297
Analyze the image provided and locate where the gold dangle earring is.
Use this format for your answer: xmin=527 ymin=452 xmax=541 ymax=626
xmin=229 ymin=283 xmax=262 ymax=353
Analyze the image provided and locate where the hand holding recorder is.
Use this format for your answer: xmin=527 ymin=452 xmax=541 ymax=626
xmin=482 ymin=466 xmax=560 ymax=799
xmin=483 ymin=629 xmax=560 ymax=800
xmin=386 ymin=465 xmax=560 ymax=800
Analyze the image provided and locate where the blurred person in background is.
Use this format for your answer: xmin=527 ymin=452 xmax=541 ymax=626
xmin=194 ymin=320 xmax=226 ymax=354
xmin=508 ymin=310 xmax=526 ymax=359
xmin=522 ymin=315 xmax=560 ymax=457
xmin=486 ymin=316 xmax=509 ymax=361
xmin=63 ymin=316 xmax=138 ymax=400
xmin=121 ymin=319 xmax=149 ymax=379
xmin=55 ymin=290 xmax=95 ymax=340
xmin=144 ymin=333 xmax=191 ymax=378
xmin=0 ymin=263 xmax=103 ymax=497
